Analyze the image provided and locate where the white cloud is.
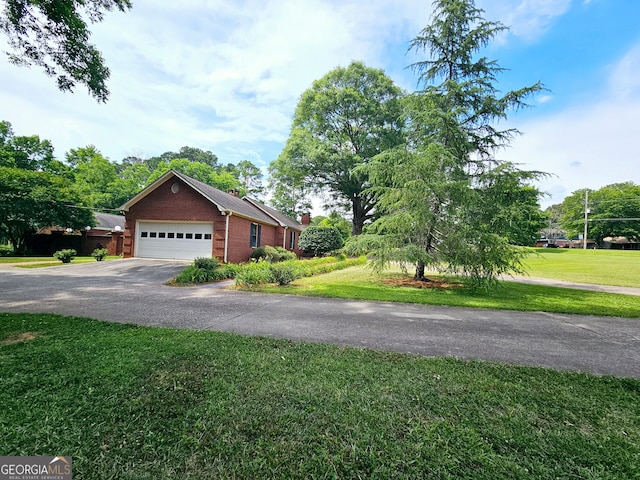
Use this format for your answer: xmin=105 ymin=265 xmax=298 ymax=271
xmin=481 ymin=0 xmax=572 ymax=42
xmin=505 ymin=42 xmax=640 ymax=207
xmin=0 ymin=0 xmax=431 ymax=165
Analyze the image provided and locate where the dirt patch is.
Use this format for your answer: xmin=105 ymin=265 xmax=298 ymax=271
xmin=1 ymin=332 xmax=41 ymax=346
xmin=383 ymin=277 xmax=464 ymax=290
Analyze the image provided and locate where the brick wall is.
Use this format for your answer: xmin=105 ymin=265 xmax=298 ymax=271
xmin=124 ymin=177 xmax=222 ymax=258
xmin=122 ymin=176 xmax=289 ymax=263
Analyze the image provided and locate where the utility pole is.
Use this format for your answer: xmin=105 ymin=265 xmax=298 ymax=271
xmin=583 ymin=191 xmax=589 ymax=249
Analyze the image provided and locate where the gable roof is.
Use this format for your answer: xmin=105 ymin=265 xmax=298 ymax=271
xmin=243 ymin=197 xmax=303 ymax=231
xmin=119 ymin=170 xmax=299 ymax=228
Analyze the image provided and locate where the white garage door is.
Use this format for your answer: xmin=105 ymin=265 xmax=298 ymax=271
xmin=136 ymin=222 xmax=213 ymax=260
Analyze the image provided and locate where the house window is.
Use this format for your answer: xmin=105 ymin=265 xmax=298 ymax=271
xmin=177 ymin=233 xmax=184 ymax=239
xmin=186 ymin=233 xmax=193 ymax=239
xmin=204 ymin=233 xmax=212 ymax=240
xmin=289 ymin=231 xmax=295 ymax=250
xmin=149 ymin=232 xmax=157 ymax=238
xmin=158 ymin=232 xmax=166 ymax=238
xmin=168 ymin=232 xmax=175 ymax=239
xmin=195 ymin=233 xmax=203 ymax=240
xmin=250 ymin=223 xmax=261 ymax=248
xmin=141 ymin=232 xmax=148 ymax=238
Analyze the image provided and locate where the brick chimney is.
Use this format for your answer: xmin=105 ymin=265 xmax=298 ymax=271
xmin=300 ymin=213 xmax=311 ymax=226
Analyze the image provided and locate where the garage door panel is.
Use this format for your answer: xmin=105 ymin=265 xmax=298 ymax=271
xmin=137 ymin=222 xmax=213 ymax=260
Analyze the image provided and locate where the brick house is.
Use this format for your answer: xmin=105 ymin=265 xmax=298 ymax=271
xmin=27 ymin=212 xmax=125 ymax=256
xmin=119 ymin=170 xmax=305 ymax=262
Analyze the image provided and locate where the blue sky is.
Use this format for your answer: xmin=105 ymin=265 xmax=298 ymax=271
xmin=1 ymin=0 xmax=639 ymax=210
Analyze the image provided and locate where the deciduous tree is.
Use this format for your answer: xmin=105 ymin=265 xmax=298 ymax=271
xmin=0 ymin=166 xmax=94 ymax=254
xmin=561 ymin=183 xmax=640 ymax=244
xmin=270 ymin=61 xmax=404 ymax=234
xmin=1 ymin=0 xmax=132 ymax=102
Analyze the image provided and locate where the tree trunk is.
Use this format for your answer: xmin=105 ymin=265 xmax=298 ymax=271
xmin=351 ymin=194 xmax=365 ymax=235
xmin=414 ymin=260 xmax=426 ymax=280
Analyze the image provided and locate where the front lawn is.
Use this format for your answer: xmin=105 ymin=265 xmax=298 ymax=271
xmin=1 ymin=313 xmax=638 ymax=479
xmin=0 ymin=256 xmax=122 ymax=267
xmin=249 ymin=265 xmax=640 ymax=318
xmin=521 ymin=248 xmax=640 ymax=288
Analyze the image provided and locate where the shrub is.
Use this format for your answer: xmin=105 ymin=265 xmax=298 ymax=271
xmin=299 ymin=226 xmax=343 ymax=256
xmin=53 ymin=249 xmax=77 ymax=263
xmin=264 ymin=245 xmax=297 ymax=263
xmin=251 ymin=246 xmax=297 ymax=263
xmin=194 ymin=257 xmax=220 ymax=271
xmin=250 ymin=246 xmax=267 ymax=261
xmin=173 ymin=258 xmax=238 ymax=284
xmin=91 ymin=248 xmax=109 ymax=261
xmin=270 ymin=263 xmax=301 ymax=285
xmin=235 ymin=262 xmax=273 ymax=287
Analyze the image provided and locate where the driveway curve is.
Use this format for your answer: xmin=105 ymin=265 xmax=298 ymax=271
xmin=0 ymin=259 xmax=638 ymax=379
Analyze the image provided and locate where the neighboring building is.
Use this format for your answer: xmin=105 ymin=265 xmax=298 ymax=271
xmin=27 ymin=212 xmax=125 ymax=256
xmin=602 ymin=236 xmax=640 ymax=250
xmin=119 ymin=170 xmax=306 ymax=262
xmin=85 ymin=212 xmax=125 ymax=256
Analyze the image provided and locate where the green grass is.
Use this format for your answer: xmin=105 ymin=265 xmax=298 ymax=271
xmin=1 ymin=256 xmax=122 ymax=267
xmin=1 ymin=313 xmax=638 ymax=479
xmin=521 ymin=248 xmax=640 ymax=288
xmin=249 ymin=265 xmax=640 ymax=318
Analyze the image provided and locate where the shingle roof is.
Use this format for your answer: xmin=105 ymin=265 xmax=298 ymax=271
xmin=120 ymin=170 xmax=300 ymax=228
xmin=243 ymin=198 xmax=303 ymax=231
xmin=95 ymin=212 xmax=125 ymax=230
xmin=172 ymin=171 xmax=277 ymax=225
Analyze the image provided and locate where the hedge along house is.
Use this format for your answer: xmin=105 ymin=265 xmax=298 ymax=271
xmin=119 ymin=170 xmax=305 ymax=262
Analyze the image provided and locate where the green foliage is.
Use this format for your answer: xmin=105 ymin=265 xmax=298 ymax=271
xmin=237 ymin=159 xmax=265 ymax=199
xmin=0 ymin=0 xmax=132 ymax=102
xmin=357 ymin=0 xmax=545 ymax=285
xmin=235 ymin=262 xmax=273 ymax=287
xmin=173 ymin=258 xmax=237 ymax=284
xmin=53 ymin=249 xmax=77 ymax=263
xmin=266 ymin=246 xmax=297 ymax=263
xmin=0 ymin=121 xmax=55 ymax=171
xmin=270 ymin=61 xmax=405 ymax=234
xmin=3 ymin=312 xmax=639 ymax=479
xmin=254 ymin=263 xmax=640 ymax=319
xmin=251 ymin=246 xmax=297 ymax=263
xmin=0 ymin=167 xmax=95 ymax=254
xmin=560 ymin=183 xmax=640 ymax=244
xmin=193 ymin=257 xmax=220 ymax=270
xmin=108 ymin=163 xmax=151 ymax=208
xmin=250 ymin=246 xmax=267 ymax=261
xmin=299 ymin=226 xmax=344 ymax=256
xmin=267 ymin=147 xmax=313 ymax=219
xmin=313 ymin=211 xmax=352 ymax=243
xmin=269 ymin=263 xmax=301 ymax=285
xmin=67 ymin=145 xmax=117 ymax=209
xmin=91 ymin=248 xmax=109 ymax=261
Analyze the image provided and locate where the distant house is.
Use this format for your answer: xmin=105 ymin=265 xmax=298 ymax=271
xmin=602 ymin=236 xmax=640 ymax=250
xmin=27 ymin=212 xmax=125 ymax=256
xmin=85 ymin=212 xmax=125 ymax=256
xmin=119 ymin=170 xmax=306 ymax=262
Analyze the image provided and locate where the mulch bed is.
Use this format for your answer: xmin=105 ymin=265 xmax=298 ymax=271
xmin=383 ymin=277 xmax=464 ymax=290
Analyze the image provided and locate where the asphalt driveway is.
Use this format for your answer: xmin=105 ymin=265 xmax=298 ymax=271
xmin=1 ymin=258 xmax=639 ymax=379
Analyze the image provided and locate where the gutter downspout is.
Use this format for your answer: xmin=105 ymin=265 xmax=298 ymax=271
xmin=283 ymin=226 xmax=288 ymax=249
xmin=224 ymin=212 xmax=231 ymax=263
